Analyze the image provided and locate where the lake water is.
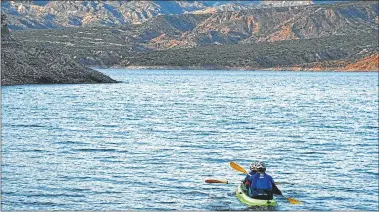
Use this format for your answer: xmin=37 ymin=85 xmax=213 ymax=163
xmin=2 ymin=69 xmax=378 ymax=210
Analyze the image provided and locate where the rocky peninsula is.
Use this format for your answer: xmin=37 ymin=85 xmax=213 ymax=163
xmin=1 ymin=14 xmax=118 ymax=86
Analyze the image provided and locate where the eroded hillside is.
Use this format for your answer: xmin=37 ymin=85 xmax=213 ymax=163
xmin=6 ymin=1 xmax=379 ymax=71
xmin=1 ymin=13 xmax=118 ymax=85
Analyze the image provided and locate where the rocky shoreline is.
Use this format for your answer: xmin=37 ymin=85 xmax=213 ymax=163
xmin=1 ymin=41 xmax=119 ymax=86
xmin=1 ymin=14 xmax=119 ymax=86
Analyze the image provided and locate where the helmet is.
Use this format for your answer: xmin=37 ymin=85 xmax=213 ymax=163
xmin=256 ymin=162 xmax=266 ymax=173
xmin=249 ymin=162 xmax=257 ymax=171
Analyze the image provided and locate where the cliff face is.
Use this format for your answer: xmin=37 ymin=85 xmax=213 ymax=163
xmin=1 ymin=14 xmax=118 ymax=86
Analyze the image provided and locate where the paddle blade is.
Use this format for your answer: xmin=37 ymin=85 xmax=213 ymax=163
xmin=230 ymin=161 xmax=248 ymax=174
xmin=205 ymin=179 xmax=228 ymax=184
xmin=274 ymin=182 xmax=295 ymax=185
xmin=288 ymin=197 xmax=302 ymax=204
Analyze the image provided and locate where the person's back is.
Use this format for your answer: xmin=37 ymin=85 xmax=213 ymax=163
xmin=249 ymin=172 xmax=274 ymax=200
xmin=248 ymin=162 xmax=281 ymax=200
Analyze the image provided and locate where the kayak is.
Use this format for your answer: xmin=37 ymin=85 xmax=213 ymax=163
xmin=236 ymin=183 xmax=277 ymax=207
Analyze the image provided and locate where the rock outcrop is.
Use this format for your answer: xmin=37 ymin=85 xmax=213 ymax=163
xmin=1 ymin=13 xmax=12 ymax=41
xmin=345 ymin=53 xmax=379 ymax=71
xmin=1 ymin=14 xmax=118 ymax=86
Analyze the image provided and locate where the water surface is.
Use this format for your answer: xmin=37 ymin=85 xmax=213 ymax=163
xmin=2 ymin=69 xmax=378 ymax=210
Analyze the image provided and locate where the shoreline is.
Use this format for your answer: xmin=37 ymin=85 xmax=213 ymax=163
xmin=91 ymin=65 xmax=378 ymax=72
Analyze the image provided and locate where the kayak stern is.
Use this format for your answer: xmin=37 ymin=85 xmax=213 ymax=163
xmin=236 ymin=183 xmax=277 ymax=207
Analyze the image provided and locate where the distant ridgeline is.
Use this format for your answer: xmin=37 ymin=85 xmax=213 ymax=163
xmin=1 ymin=13 xmax=118 ymax=86
xmin=2 ymin=0 xmax=314 ymax=29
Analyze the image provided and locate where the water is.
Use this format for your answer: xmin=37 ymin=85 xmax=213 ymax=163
xmin=2 ymin=69 xmax=378 ymax=210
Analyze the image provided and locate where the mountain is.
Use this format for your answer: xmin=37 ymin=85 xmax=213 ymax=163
xmin=191 ymin=1 xmax=313 ymax=14
xmin=4 ymin=1 xmax=378 ymax=71
xmin=260 ymin=0 xmax=312 ymax=7
xmin=12 ymin=1 xmax=377 ymax=50
xmin=1 ymin=13 xmax=118 ymax=85
xmin=144 ymin=1 xmax=378 ymax=49
xmin=1 ymin=1 xmax=202 ymax=29
xmin=1 ymin=0 xmax=314 ymax=29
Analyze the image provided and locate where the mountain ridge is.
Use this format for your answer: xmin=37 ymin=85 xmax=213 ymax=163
xmin=12 ymin=1 xmax=378 ymax=51
xmin=2 ymin=0 xmax=314 ymax=29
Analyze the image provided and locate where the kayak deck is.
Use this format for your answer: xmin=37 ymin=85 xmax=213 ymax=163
xmin=236 ymin=183 xmax=277 ymax=207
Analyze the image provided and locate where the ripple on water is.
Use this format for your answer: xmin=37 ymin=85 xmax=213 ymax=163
xmin=1 ymin=70 xmax=378 ymax=210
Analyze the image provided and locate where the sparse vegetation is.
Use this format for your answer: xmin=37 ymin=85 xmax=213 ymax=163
xmin=122 ymin=33 xmax=378 ymax=70
xmin=3 ymin=1 xmax=379 ymax=71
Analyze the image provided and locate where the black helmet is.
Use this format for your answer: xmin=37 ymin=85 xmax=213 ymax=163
xmin=256 ymin=162 xmax=266 ymax=173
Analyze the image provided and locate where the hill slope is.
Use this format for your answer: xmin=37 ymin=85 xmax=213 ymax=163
xmin=345 ymin=53 xmax=379 ymax=71
xmin=144 ymin=1 xmax=378 ymax=49
xmin=121 ymin=32 xmax=378 ymax=71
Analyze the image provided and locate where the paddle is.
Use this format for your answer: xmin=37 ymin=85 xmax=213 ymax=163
xmin=205 ymin=179 xmax=229 ymax=184
xmin=229 ymin=161 xmax=302 ymax=204
xmin=230 ymin=161 xmax=248 ymax=175
xmin=205 ymin=179 xmax=242 ymax=184
xmin=281 ymin=195 xmax=302 ymax=204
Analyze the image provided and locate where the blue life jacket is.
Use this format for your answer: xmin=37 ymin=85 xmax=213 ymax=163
xmin=244 ymin=170 xmax=257 ymax=182
xmin=249 ymin=171 xmax=257 ymax=175
xmin=249 ymin=173 xmax=274 ymax=197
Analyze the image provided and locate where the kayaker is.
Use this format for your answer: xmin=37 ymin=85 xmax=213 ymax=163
xmin=246 ymin=162 xmax=282 ymax=200
xmin=242 ymin=162 xmax=258 ymax=193
xmin=244 ymin=162 xmax=258 ymax=181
